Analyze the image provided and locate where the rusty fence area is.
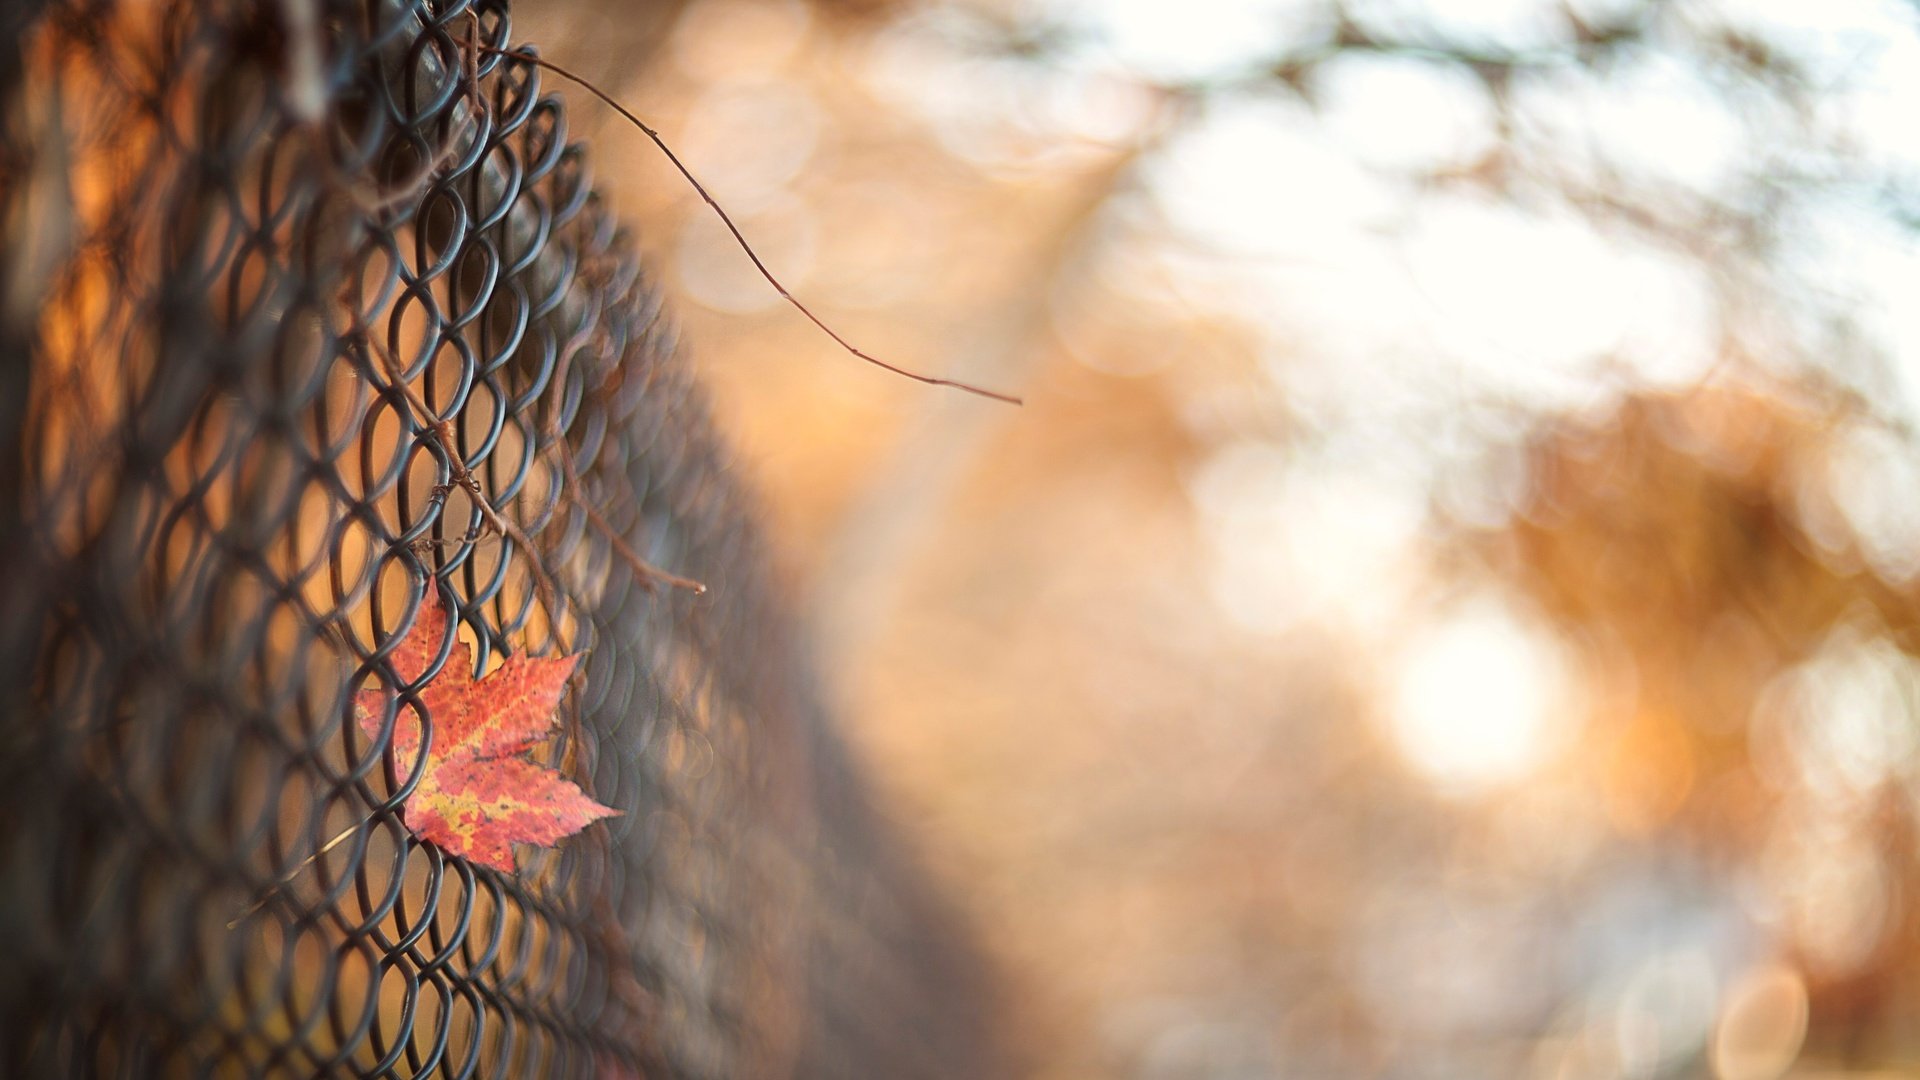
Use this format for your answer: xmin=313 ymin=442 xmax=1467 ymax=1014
xmin=0 ymin=0 xmax=1000 ymax=1076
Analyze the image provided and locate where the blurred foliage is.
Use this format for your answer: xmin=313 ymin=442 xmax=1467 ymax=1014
xmin=514 ymin=0 xmax=1920 ymax=1076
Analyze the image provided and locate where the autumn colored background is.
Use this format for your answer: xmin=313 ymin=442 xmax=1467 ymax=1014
xmin=513 ymin=0 xmax=1920 ymax=1076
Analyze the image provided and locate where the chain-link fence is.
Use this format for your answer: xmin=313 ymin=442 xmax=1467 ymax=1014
xmin=0 ymin=1 xmax=1001 ymax=1075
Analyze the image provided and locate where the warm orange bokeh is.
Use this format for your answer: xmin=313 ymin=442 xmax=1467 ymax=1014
xmin=517 ymin=0 xmax=1920 ymax=1074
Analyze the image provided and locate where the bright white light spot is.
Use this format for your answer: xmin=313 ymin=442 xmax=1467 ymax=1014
xmin=1564 ymin=0 xmax=1641 ymax=23
xmin=1316 ymin=54 xmax=1498 ymax=172
xmin=1784 ymin=200 xmax=1920 ymax=419
xmin=1150 ymin=98 xmax=1395 ymax=260
xmin=1826 ymin=424 xmax=1920 ymax=584
xmin=1522 ymin=55 xmax=1745 ymax=194
xmin=1386 ymin=597 xmax=1573 ymax=792
xmin=1047 ymin=0 xmax=1321 ymax=81
xmin=1348 ymin=0 xmax=1561 ymax=49
xmin=1832 ymin=31 xmax=1920 ymax=173
xmin=1402 ymin=198 xmax=1717 ymax=397
xmin=1759 ymin=627 xmax=1920 ymax=799
xmin=1038 ymin=69 xmax=1163 ymax=147
xmin=1189 ymin=444 xmax=1427 ymax=636
xmin=1150 ymin=125 xmax=1715 ymax=416
xmin=867 ymin=21 xmax=1139 ymax=169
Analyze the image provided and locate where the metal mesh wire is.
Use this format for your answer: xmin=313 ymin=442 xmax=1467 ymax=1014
xmin=0 ymin=1 xmax=1000 ymax=1076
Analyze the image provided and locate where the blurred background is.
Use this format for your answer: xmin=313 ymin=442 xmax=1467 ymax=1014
xmin=513 ymin=0 xmax=1920 ymax=1076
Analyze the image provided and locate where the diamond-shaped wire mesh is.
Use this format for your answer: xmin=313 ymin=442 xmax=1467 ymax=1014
xmin=0 ymin=1 xmax=1001 ymax=1075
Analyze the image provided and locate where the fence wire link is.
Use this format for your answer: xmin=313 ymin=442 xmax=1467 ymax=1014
xmin=0 ymin=1 xmax=1001 ymax=1076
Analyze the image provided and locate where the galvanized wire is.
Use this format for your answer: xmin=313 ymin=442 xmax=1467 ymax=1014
xmin=0 ymin=1 xmax=1002 ymax=1076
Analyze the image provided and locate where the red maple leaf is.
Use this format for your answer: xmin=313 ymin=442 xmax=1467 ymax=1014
xmin=354 ymin=592 xmax=619 ymax=872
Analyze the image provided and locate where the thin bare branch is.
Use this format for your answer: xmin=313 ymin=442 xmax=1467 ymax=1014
xmin=480 ymin=44 xmax=1024 ymax=407
xmin=558 ymin=440 xmax=708 ymax=595
xmin=363 ymin=334 xmax=563 ymax=621
xmin=228 ymin=819 xmax=365 ymax=928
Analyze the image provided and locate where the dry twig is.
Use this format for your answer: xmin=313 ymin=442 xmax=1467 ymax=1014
xmin=480 ymin=44 xmax=1024 ymax=407
xmin=362 ymin=332 xmax=563 ymax=621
